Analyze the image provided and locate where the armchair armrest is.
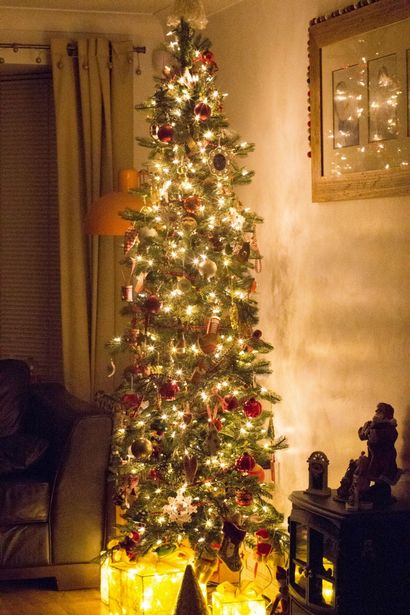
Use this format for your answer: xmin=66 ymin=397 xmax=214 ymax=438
xmin=27 ymin=384 xmax=113 ymax=564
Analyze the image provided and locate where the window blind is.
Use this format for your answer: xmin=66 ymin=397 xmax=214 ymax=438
xmin=0 ymin=72 xmax=63 ymax=382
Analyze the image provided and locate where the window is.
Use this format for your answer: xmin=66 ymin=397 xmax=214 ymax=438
xmin=0 ymin=70 xmax=63 ymax=382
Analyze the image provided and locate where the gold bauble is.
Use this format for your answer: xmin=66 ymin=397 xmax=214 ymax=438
xmin=130 ymin=437 xmax=153 ymax=459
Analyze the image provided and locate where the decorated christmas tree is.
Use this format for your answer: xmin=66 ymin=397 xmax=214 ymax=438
xmin=106 ymin=4 xmax=287 ymax=582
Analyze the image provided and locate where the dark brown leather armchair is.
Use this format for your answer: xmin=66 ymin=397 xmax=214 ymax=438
xmin=0 ymin=359 xmax=112 ymax=589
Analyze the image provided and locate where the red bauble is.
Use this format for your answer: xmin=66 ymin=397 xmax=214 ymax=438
xmin=249 ymin=463 xmax=265 ymax=482
xmin=256 ymin=542 xmax=272 ymax=557
xmin=144 ymin=294 xmax=162 ymax=313
xmin=201 ymin=50 xmax=215 ymax=64
xmin=131 ymin=530 xmax=141 ymax=542
xmin=121 ymin=393 xmax=142 ymax=409
xmin=252 ymin=329 xmax=263 ymax=339
xmin=157 ymin=123 xmax=174 ymax=143
xmin=235 ymin=489 xmax=253 ymax=506
xmin=255 ymin=528 xmax=270 ymax=541
xmin=235 ymin=452 xmax=256 ymax=472
xmin=159 ymin=380 xmax=180 ymax=401
xmin=223 ymin=395 xmax=239 ymax=411
xmin=243 ymin=397 xmax=262 ymax=418
xmin=194 ymin=102 xmax=211 ymax=121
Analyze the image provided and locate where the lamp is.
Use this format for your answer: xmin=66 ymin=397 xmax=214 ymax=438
xmin=84 ymin=168 xmax=145 ymax=235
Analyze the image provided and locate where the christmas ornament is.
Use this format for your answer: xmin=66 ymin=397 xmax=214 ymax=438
xmin=174 ymin=564 xmax=209 ymax=615
xmin=190 ymin=358 xmax=208 ymax=383
xmin=235 ymin=452 xmax=256 ymax=472
xmin=198 ymin=258 xmax=217 ymax=279
xmin=255 ymin=541 xmax=272 ymax=560
xmin=175 ymin=331 xmax=186 ymax=354
xmin=176 ymin=276 xmax=192 ymax=292
xmin=121 ymin=392 xmax=142 ymax=411
xmin=162 ymin=487 xmax=197 ymax=524
xmin=252 ymin=329 xmax=263 ymax=339
xmin=249 ymin=463 xmax=266 ymax=482
xmin=181 ymin=214 xmax=197 ymax=228
xmin=255 ymin=528 xmax=270 ymax=541
xmin=198 ymin=332 xmax=218 ymax=355
xmin=235 ymin=489 xmax=253 ymax=506
xmin=139 ymin=226 xmax=158 ymax=239
xmin=237 ymin=241 xmax=250 ymax=263
xmin=218 ymin=519 xmax=246 ymax=571
xmin=243 ymin=397 xmax=262 ymax=418
xmin=194 ymin=102 xmax=211 ymax=121
xmin=150 ymin=123 xmax=159 ymax=138
xmin=183 ymin=453 xmax=198 ymax=483
xmin=223 ymin=395 xmax=239 ymax=411
xmin=200 ymin=50 xmax=215 ymax=65
xmin=206 ymin=315 xmax=220 ymax=335
xmin=159 ymin=380 xmax=180 ymax=400
xmin=157 ymin=123 xmax=174 ymax=143
xmin=130 ymin=437 xmax=153 ymax=459
xmin=121 ymin=285 xmax=133 ymax=302
xmin=124 ymin=227 xmax=139 ymax=253
xmin=209 ymin=147 xmax=229 ymax=175
xmin=134 ymin=271 xmax=146 ymax=293
xmin=144 ymin=294 xmax=162 ymax=313
xmin=183 ymin=195 xmax=201 ymax=213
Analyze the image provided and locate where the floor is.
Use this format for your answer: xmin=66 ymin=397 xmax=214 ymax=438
xmin=0 ymin=579 xmax=109 ymax=615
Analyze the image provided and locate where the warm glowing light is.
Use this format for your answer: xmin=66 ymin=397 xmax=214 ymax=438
xmin=212 ymin=583 xmax=267 ymax=614
xmin=101 ymin=559 xmax=186 ymax=615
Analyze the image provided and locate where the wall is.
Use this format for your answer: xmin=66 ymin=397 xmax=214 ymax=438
xmin=0 ymin=6 xmax=164 ymax=169
xmin=207 ymin=0 xmax=410 ymax=516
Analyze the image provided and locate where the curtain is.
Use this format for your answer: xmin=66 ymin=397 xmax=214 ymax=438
xmin=51 ymin=38 xmax=134 ymax=400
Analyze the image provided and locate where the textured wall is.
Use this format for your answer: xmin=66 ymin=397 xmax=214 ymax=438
xmin=207 ymin=0 xmax=410 ymax=515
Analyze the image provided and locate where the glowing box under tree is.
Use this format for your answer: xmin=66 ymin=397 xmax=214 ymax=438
xmin=211 ymin=581 xmax=267 ymax=615
xmin=101 ymin=557 xmax=186 ymax=615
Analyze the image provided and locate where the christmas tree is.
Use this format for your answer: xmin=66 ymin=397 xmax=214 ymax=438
xmin=107 ymin=9 xmax=287 ymax=580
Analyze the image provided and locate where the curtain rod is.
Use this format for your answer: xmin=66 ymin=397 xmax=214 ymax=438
xmin=0 ymin=42 xmax=146 ymax=55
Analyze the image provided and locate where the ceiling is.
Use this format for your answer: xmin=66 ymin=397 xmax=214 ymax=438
xmin=0 ymin=0 xmax=243 ymax=17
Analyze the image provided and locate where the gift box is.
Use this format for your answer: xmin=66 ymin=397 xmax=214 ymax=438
xmin=211 ymin=581 xmax=267 ymax=615
xmin=100 ymin=548 xmax=191 ymax=614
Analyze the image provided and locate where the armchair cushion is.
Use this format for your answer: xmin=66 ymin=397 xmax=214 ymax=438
xmin=0 ymin=359 xmax=30 ymax=437
xmin=0 ymin=432 xmax=49 ymax=475
xmin=0 ymin=478 xmax=49 ymax=524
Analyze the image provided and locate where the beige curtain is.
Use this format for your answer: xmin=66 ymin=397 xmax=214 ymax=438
xmin=51 ymin=39 xmax=134 ymax=400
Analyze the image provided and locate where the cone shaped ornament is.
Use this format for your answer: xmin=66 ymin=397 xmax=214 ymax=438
xmin=167 ymin=0 xmax=208 ymax=29
xmin=174 ymin=564 xmax=209 ymax=614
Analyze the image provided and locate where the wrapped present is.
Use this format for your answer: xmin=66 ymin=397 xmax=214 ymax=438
xmin=100 ymin=546 xmax=193 ymax=614
xmin=211 ymin=581 xmax=267 ymax=615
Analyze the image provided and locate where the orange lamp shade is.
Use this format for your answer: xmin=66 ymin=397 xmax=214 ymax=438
xmin=84 ymin=168 xmax=145 ymax=235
